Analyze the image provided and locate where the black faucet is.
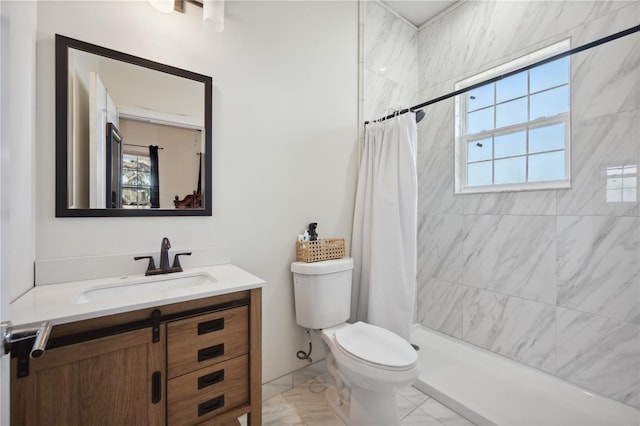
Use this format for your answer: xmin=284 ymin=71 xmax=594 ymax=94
xmin=134 ymin=237 xmax=192 ymax=276
xmin=159 ymin=237 xmax=171 ymax=272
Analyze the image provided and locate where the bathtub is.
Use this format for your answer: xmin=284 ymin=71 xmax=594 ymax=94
xmin=410 ymin=324 xmax=640 ymax=426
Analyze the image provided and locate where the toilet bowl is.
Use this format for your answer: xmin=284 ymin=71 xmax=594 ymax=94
xmin=321 ymin=322 xmax=420 ymax=426
xmin=291 ymin=258 xmax=420 ymax=426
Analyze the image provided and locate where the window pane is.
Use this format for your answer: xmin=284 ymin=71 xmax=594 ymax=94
xmin=468 ymin=137 xmax=493 ymax=162
xmin=467 ymin=83 xmax=494 ymax=111
xmin=496 ymin=97 xmax=527 ymax=128
xmin=528 ymin=151 xmax=565 ymax=182
xmin=607 ymin=176 xmax=623 ymax=189
xmin=607 ymin=189 xmax=623 ymax=203
xmin=122 ymin=171 xmax=137 ymax=186
xmin=494 ymin=131 xmax=526 ymax=158
xmin=530 ymin=57 xmax=569 ymax=93
xmin=122 ymin=188 xmax=136 ymax=205
xmin=529 ymin=123 xmax=565 ymax=153
xmin=607 ymin=165 xmax=638 ymax=176
xmin=138 ymin=158 xmax=151 ymax=173
xmin=138 ymin=172 xmax=151 ymax=186
xmin=623 ymin=177 xmax=637 ymax=189
xmin=622 ymin=188 xmax=637 ymax=202
xmin=494 ymin=156 xmax=526 ymax=184
xmin=138 ymin=188 xmax=151 ymax=205
xmin=468 ymin=161 xmax=493 ymax=186
xmin=496 ymin=72 xmax=527 ymax=103
xmin=530 ymin=85 xmax=568 ymax=120
xmin=467 ymin=107 xmax=494 ymax=134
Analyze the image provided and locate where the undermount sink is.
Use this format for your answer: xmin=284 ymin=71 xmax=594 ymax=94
xmin=74 ymin=272 xmax=217 ymax=304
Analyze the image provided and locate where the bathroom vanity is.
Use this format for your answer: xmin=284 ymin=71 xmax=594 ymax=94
xmin=9 ymin=263 xmax=263 ymax=426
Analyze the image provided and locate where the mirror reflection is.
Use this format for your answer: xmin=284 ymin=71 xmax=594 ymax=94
xmin=56 ymin=35 xmax=212 ymax=217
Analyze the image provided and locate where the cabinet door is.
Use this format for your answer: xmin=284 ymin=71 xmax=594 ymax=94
xmin=11 ymin=327 xmax=165 ymax=426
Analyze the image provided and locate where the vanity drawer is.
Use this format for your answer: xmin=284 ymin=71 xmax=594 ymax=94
xmin=167 ymin=305 xmax=249 ymax=378
xmin=167 ymin=354 xmax=249 ymax=426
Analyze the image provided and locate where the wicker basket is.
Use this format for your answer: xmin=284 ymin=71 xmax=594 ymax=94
xmin=296 ymin=238 xmax=345 ymax=263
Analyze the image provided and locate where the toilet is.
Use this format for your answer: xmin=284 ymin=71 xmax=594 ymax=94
xmin=291 ymin=257 xmax=420 ymax=426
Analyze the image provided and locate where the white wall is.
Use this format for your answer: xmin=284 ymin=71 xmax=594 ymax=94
xmin=34 ymin=1 xmax=358 ymax=382
xmin=2 ymin=0 xmax=38 ymax=305
xmin=1 ymin=0 xmax=38 ymax=421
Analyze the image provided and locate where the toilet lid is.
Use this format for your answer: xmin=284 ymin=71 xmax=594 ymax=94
xmin=335 ymin=322 xmax=417 ymax=368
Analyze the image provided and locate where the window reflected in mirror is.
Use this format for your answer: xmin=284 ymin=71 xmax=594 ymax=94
xmin=122 ymin=153 xmax=151 ymax=209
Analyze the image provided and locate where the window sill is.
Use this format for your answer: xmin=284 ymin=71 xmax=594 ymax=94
xmin=455 ymin=179 xmax=571 ymax=195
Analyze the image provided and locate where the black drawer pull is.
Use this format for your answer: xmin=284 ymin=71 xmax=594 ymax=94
xmin=151 ymin=371 xmax=161 ymax=404
xmin=198 ymin=318 xmax=224 ymax=335
xmin=198 ymin=343 xmax=224 ymax=362
xmin=198 ymin=395 xmax=224 ymax=417
xmin=198 ymin=369 xmax=225 ymax=389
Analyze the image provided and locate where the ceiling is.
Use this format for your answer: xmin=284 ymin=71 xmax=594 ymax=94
xmin=381 ymin=0 xmax=459 ymax=27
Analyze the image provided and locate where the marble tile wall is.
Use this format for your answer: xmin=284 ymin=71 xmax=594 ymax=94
xmin=411 ymin=0 xmax=640 ymax=409
xmin=361 ymin=1 xmax=418 ymax=122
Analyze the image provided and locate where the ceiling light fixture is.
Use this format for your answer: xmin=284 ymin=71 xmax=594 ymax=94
xmin=170 ymin=0 xmax=225 ymax=31
xmin=203 ymin=0 xmax=225 ymax=32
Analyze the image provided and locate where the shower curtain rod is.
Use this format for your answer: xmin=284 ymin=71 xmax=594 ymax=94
xmin=124 ymin=143 xmax=164 ymax=150
xmin=365 ymin=24 xmax=640 ymax=125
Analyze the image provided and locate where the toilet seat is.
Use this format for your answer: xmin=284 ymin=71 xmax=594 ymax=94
xmin=334 ymin=322 xmax=417 ymax=370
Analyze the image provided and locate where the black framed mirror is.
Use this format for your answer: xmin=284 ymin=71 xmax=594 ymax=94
xmin=55 ymin=34 xmax=212 ymax=217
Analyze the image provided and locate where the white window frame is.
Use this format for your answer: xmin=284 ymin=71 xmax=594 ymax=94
xmin=454 ymin=39 xmax=572 ymax=194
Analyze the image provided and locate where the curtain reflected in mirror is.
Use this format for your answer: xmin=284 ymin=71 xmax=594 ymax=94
xmin=106 ymin=123 xmax=122 ymax=208
xmin=149 ymin=145 xmax=160 ymax=209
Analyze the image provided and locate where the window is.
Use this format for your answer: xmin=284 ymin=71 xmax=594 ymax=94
xmin=455 ymin=40 xmax=571 ymax=193
xmin=606 ymin=165 xmax=637 ymax=203
xmin=122 ymin=152 xmax=152 ymax=208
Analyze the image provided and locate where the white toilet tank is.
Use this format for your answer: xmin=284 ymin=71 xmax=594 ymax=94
xmin=291 ymin=257 xmax=353 ymax=329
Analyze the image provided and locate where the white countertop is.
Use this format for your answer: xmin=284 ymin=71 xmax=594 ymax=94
xmin=10 ymin=263 xmax=265 ymax=327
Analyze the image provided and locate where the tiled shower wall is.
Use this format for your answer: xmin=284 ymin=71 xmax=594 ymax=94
xmin=362 ymin=0 xmax=640 ymax=409
xmin=361 ymin=1 xmax=418 ymax=121
xmin=415 ymin=0 xmax=639 ymax=408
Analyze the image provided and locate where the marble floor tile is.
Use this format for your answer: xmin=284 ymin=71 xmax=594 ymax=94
xmin=263 ymin=373 xmax=293 ymax=400
xmin=293 ymin=360 xmax=327 ymax=386
xmin=244 ymin=361 xmax=478 ymax=426
xmin=398 ymin=384 xmax=431 ymax=407
xmin=282 ymin=374 xmax=343 ymax=426
xmin=397 ymin=392 xmax=420 ymax=419
xmin=239 ymin=394 xmax=305 ymax=426
xmin=401 ymin=406 xmax=444 ymax=426
xmin=419 ymin=398 xmax=477 ymax=426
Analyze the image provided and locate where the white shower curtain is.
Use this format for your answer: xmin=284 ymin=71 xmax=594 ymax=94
xmin=350 ymin=113 xmax=418 ymax=341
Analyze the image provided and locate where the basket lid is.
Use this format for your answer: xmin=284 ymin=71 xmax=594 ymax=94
xmin=291 ymin=257 xmax=353 ymax=274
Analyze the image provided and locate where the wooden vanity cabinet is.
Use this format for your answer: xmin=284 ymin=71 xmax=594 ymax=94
xmin=166 ymin=305 xmax=250 ymax=425
xmin=10 ymin=327 xmax=165 ymax=426
xmin=11 ymin=288 xmax=262 ymax=426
